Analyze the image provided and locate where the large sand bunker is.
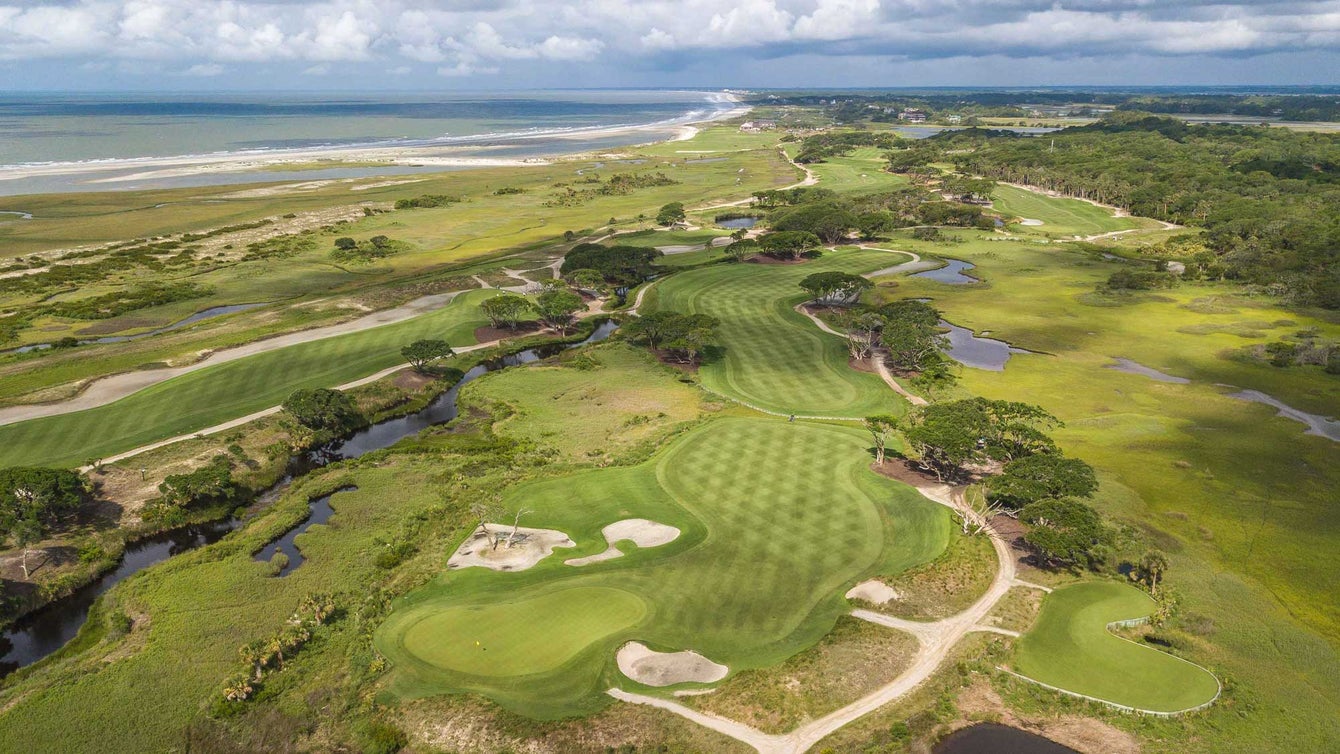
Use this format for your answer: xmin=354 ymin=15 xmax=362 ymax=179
xmin=1019 ymin=218 xmax=1045 ymax=226
xmin=846 ymin=579 xmax=900 ymax=605
xmin=447 ymin=525 xmax=574 ymax=572
xmin=565 ymin=518 xmax=680 ymax=566
xmin=617 ymin=642 xmax=728 ymax=686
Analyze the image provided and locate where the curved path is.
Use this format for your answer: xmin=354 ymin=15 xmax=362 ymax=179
xmin=609 ymin=483 xmax=1017 ymax=754
xmin=0 ymin=290 xmax=474 ymax=427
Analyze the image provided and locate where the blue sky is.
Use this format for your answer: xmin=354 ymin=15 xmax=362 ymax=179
xmin=2 ymin=0 xmax=1337 ymax=89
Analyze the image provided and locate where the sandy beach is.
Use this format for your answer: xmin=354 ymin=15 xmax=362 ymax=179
xmin=0 ymin=95 xmax=748 ymax=189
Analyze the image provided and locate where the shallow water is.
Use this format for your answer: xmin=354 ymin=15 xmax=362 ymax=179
xmin=0 ymin=319 xmax=619 ymax=675
xmin=1105 ymin=358 xmax=1190 ymax=384
xmin=717 ymin=216 xmax=759 ymax=229
xmin=1228 ymin=389 xmax=1340 ymax=442
xmin=933 ymin=723 xmax=1079 ymax=754
xmin=913 ymin=259 xmax=979 ymax=284
xmin=941 ymin=320 xmax=1032 ymax=371
xmin=3 ymin=302 xmax=268 ymax=355
xmin=252 ymin=486 xmax=356 ymax=577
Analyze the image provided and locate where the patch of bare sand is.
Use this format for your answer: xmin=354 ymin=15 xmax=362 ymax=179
xmin=617 ymin=642 xmax=728 ymax=687
xmin=846 ymin=579 xmax=900 ymax=605
xmin=956 ymin=679 xmax=1140 ymax=754
xmin=565 ymin=518 xmax=680 ymax=567
xmin=447 ymin=525 xmax=574 ymax=572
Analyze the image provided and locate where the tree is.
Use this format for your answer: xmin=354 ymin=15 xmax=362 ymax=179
xmin=0 ymin=466 xmax=87 ymax=543
xmin=566 ymin=268 xmax=607 ymax=292
xmin=282 ymin=388 xmax=361 ymax=432
xmin=158 ymin=455 xmax=237 ymax=508
xmin=908 ymin=352 xmax=958 ymax=399
xmin=469 ymin=500 xmax=504 ymax=550
xmin=724 ymin=239 xmax=760 ymax=263
xmin=770 ymin=202 xmax=858 ymax=243
xmin=1135 ymin=550 xmax=1170 ymax=595
xmin=656 ymin=202 xmax=686 ymax=226
xmin=841 ymin=312 xmax=885 ymax=359
xmin=898 ymin=398 xmax=1059 ymax=481
xmin=560 ymin=243 xmax=662 ymax=285
xmin=401 ymin=339 xmax=454 ymax=373
xmin=534 ymin=289 xmax=583 ymax=334
xmin=864 ymin=415 xmax=898 ymax=465
xmin=798 ymin=272 xmax=872 ymax=306
xmin=624 ymin=310 xmax=683 ymax=350
xmin=987 ymin=454 xmax=1098 ymax=509
xmin=504 ymin=507 xmax=535 ymax=549
xmin=1020 ymin=498 xmax=1112 ymax=568
xmin=334 ymin=237 xmax=357 ymax=251
xmin=759 ymin=231 xmax=822 ymax=260
xmin=479 ymin=294 xmax=533 ymax=329
xmin=13 ymin=516 xmax=42 ymax=579
xmin=956 ymin=486 xmax=1005 ymax=536
xmin=662 ymin=314 xmax=719 ymax=365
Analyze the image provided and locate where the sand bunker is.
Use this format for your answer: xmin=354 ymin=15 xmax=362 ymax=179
xmin=846 ymin=579 xmax=900 ymax=605
xmin=1019 ymin=218 xmax=1044 ymax=226
xmin=447 ymin=525 xmax=574 ymax=572
xmin=565 ymin=519 xmax=680 ymax=566
xmin=617 ymin=642 xmax=728 ymax=686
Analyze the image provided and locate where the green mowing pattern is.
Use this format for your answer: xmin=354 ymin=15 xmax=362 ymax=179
xmin=0 ymin=289 xmax=497 ymax=468
xmin=375 ymin=417 xmax=950 ymax=717
xmin=1014 ymin=581 xmax=1220 ymax=713
xmin=647 ymin=248 xmax=906 ymax=418
xmin=990 ymin=184 xmax=1139 ymax=237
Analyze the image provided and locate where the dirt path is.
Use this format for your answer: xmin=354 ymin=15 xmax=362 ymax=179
xmin=0 ymin=290 xmax=475 ymax=428
xmin=611 ymin=484 xmax=1016 ymax=754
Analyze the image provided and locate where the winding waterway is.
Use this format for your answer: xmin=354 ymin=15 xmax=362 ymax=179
xmin=2 ymin=303 xmax=269 ymax=355
xmin=940 ymin=320 xmax=1033 ymax=371
xmin=913 ymin=259 xmax=979 ymax=284
xmin=0 ymin=320 xmax=618 ymax=676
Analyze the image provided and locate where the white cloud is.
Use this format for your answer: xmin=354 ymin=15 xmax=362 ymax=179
xmin=181 ymin=62 xmax=225 ymax=76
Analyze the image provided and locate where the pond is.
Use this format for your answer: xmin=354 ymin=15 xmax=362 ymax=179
xmin=717 ymin=216 xmax=760 ymax=229
xmin=941 ymin=320 xmax=1033 ymax=371
xmin=913 ymin=259 xmax=979 ymax=284
xmin=934 ymin=723 xmax=1079 ymax=754
xmin=0 ymin=320 xmax=620 ymax=676
xmin=3 ymin=303 xmax=269 ymax=355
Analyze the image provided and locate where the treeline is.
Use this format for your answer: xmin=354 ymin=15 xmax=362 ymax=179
xmin=792 ymin=131 xmax=899 ymax=163
xmin=755 ymin=184 xmax=996 ymax=240
xmin=925 ymin=113 xmax=1340 ymax=307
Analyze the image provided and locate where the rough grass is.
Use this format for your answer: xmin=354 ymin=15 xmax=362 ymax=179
xmin=868 ymin=527 xmax=997 ymax=621
xmin=374 ymin=417 xmax=950 ymax=718
xmin=1013 ymin=581 xmax=1220 ymax=713
xmin=686 ymin=615 xmax=920 ymax=733
xmin=646 ymin=246 xmax=909 ymax=417
xmin=0 ymin=288 xmax=498 ymax=468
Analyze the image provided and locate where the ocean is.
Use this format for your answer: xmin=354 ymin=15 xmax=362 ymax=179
xmin=0 ymin=90 xmax=737 ymax=195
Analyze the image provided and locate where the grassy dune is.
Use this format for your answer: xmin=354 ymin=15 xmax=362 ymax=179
xmin=375 ymin=417 xmax=949 ymax=717
xmin=646 ymin=247 xmax=908 ymax=417
xmin=1014 ymin=581 xmax=1220 ymax=712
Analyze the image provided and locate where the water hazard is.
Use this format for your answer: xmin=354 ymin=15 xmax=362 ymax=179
xmin=717 ymin=216 xmax=760 ymax=229
xmin=941 ymin=320 xmax=1032 ymax=371
xmin=913 ymin=259 xmax=979 ymax=284
xmin=3 ymin=303 xmax=268 ymax=355
xmin=933 ymin=723 xmax=1079 ymax=754
xmin=0 ymin=319 xmax=619 ymax=675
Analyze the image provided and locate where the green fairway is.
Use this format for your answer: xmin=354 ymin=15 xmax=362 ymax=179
xmin=1014 ymin=582 xmax=1220 ymax=713
xmin=645 ymin=247 xmax=907 ymax=417
xmin=398 ymin=587 xmax=647 ymax=677
xmin=990 ymin=184 xmax=1141 ymax=237
xmin=0 ymin=288 xmax=498 ymax=468
xmin=375 ymin=417 xmax=950 ymax=716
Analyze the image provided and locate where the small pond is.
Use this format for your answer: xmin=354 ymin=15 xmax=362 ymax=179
xmin=717 ymin=216 xmax=760 ymax=229
xmin=934 ymin=723 xmax=1079 ymax=754
xmin=913 ymin=259 xmax=979 ymax=285
xmin=941 ymin=320 xmax=1033 ymax=371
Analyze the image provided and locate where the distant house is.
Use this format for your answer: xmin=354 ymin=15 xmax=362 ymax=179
xmin=898 ymin=109 xmax=928 ymax=123
xmin=739 ymin=120 xmax=777 ymax=132
xmin=946 ymin=114 xmax=963 ymax=124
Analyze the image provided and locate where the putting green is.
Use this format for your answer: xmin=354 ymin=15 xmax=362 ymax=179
xmin=646 ymin=247 xmax=907 ymax=417
xmin=1014 ymin=581 xmax=1220 ymax=713
xmin=399 ymin=587 xmax=646 ymax=677
xmin=375 ymin=417 xmax=950 ymax=716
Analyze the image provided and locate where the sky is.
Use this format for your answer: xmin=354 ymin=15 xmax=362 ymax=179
xmin=1 ymin=0 xmax=1338 ymax=90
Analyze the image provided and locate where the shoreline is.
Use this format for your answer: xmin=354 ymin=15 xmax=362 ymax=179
xmin=0 ymin=97 xmax=749 ymax=191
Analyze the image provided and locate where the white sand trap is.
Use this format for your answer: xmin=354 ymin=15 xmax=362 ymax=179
xmin=617 ymin=642 xmax=728 ymax=686
xmin=846 ymin=579 xmax=900 ymax=605
xmin=565 ymin=519 xmax=680 ymax=566
xmin=447 ymin=525 xmax=574 ymax=572
xmin=1019 ymin=218 xmax=1044 ymax=226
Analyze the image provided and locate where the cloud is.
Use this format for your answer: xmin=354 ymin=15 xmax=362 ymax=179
xmin=181 ymin=62 xmax=225 ymax=76
xmin=0 ymin=0 xmax=1334 ymax=79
